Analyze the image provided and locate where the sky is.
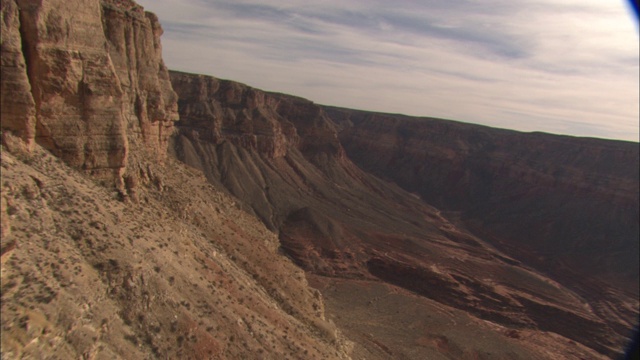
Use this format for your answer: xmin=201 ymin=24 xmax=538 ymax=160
xmin=136 ymin=0 xmax=639 ymax=142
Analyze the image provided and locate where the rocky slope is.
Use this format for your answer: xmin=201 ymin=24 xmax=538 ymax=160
xmin=170 ymin=71 xmax=638 ymax=358
xmin=1 ymin=0 xmax=350 ymax=359
xmin=0 ymin=144 xmax=351 ymax=359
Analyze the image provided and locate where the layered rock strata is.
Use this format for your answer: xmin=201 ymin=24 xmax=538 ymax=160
xmin=328 ymin=107 xmax=639 ymax=294
xmin=0 ymin=0 xmax=177 ymax=191
xmin=170 ymin=71 xmax=351 ymax=232
xmin=169 ymin=71 xmax=343 ymax=162
xmin=170 ymin=70 xmax=637 ymax=358
xmin=1 ymin=1 xmax=352 ymax=358
xmin=0 ymin=0 xmax=36 ymax=148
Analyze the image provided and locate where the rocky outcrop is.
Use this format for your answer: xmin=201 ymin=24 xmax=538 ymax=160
xmin=170 ymin=71 xmax=352 ymax=231
xmin=0 ymin=0 xmax=177 ymax=191
xmin=101 ymin=0 xmax=178 ymax=162
xmin=169 ymin=71 xmax=342 ymax=161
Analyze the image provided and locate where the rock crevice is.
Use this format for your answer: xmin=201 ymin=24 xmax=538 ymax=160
xmin=0 ymin=0 xmax=37 ymax=148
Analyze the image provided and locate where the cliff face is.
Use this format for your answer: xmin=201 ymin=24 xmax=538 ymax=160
xmin=0 ymin=0 xmax=36 ymax=148
xmin=1 ymin=1 xmax=351 ymax=359
xmin=0 ymin=0 xmax=177 ymax=192
xmin=328 ymin=107 xmax=639 ymax=294
xmin=168 ymin=73 xmax=297 ymax=159
xmin=169 ymin=71 xmax=342 ymax=162
xmin=2 ymin=0 xmax=638 ymax=358
xmin=101 ymin=1 xmax=178 ymax=161
xmin=170 ymin=71 xmax=637 ymax=359
xmin=170 ymin=71 xmax=350 ymax=233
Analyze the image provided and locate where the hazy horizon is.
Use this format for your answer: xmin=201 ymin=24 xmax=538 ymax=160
xmin=137 ymin=0 xmax=639 ymax=142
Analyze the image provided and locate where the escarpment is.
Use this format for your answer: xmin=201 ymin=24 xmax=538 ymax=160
xmin=1 ymin=0 xmax=177 ymax=192
xmin=0 ymin=0 xmax=36 ymax=148
xmin=1 ymin=1 xmax=352 ymax=359
xmin=170 ymin=70 xmax=638 ymax=358
xmin=168 ymin=72 xmax=297 ymax=159
xmin=169 ymin=71 xmax=343 ymax=162
xmin=170 ymin=71 xmax=353 ymax=232
xmin=327 ymin=107 xmax=639 ymax=295
xmin=2 ymin=0 xmax=638 ymax=357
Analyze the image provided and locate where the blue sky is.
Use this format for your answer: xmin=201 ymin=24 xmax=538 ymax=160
xmin=136 ymin=0 xmax=639 ymax=142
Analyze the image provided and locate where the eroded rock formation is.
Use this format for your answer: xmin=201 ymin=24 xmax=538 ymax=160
xmin=0 ymin=0 xmax=177 ymax=192
xmin=170 ymin=70 xmax=639 ymax=358
xmin=170 ymin=71 xmax=352 ymax=232
xmin=169 ymin=72 xmax=343 ymax=162
xmin=1 ymin=1 xmax=351 ymax=359
xmin=101 ymin=0 xmax=178 ymax=161
xmin=2 ymin=0 xmax=638 ymax=358
xmin=0 ymin=0 xmax=36 ymax=148
xmin=328 ymin=107 xmax=639 ymax=295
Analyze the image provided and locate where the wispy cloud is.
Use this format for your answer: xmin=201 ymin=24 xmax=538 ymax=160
xmin=138 ymin=0 xmax=639 ymax=141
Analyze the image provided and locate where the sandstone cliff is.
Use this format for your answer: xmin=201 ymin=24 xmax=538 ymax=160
xmin=1 ymin=1 xmax=351 ymax=359
xmin=0 ymin=0 xmax=36 ymax=148
xmin=2 ymin=0 xmax=638 ymax=358
xmin=328 ymin=107 xmax=639 ymax=294
xmin=170 ymin=70 xmax=636 ymax=358
xmin=169 ymin=71 xmax=343 ymax=162
xmin=1 ymin=0 xmax=177 ymax=192
xmin=170 ymin=71 xmax=351 ymax=233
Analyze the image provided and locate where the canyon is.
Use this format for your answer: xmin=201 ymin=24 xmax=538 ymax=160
xmin=169 ymin=71 xmax=638 ymax=359
xmin=1 ymin=0 xmax=638 ymax=359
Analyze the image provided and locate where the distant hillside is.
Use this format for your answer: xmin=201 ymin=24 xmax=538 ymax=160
xmin=327 ymin=106 xmax=639 ymax=295
xmin=169 ymin=70 xmax=638 ymax=358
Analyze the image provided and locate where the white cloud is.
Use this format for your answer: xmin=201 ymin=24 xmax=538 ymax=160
xmin=137 ymin=0 xmax=639 ymax=141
